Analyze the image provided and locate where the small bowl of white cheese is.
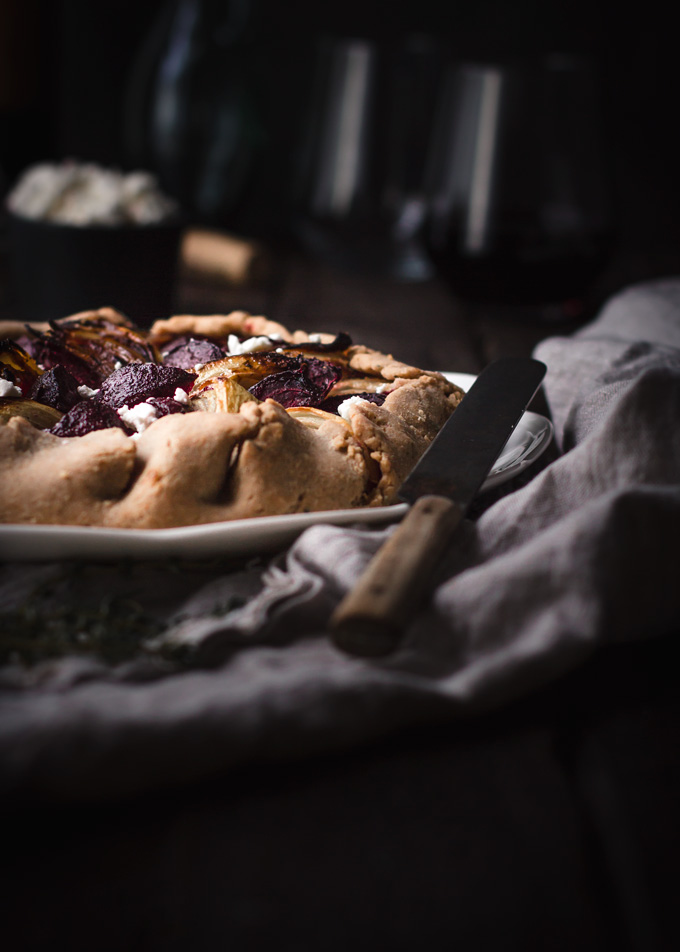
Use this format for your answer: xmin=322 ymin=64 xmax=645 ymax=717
xmin=5 ymin=161 xmax=183 ymax=327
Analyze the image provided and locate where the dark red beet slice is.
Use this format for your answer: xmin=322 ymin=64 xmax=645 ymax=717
xmin=29 ymin=365 xmax=82 ymax=413
xmin=22 ymin=335 xmax=102 ymax=389
xmin=161 ymin=336 xmax=225 ymax=370
xmin=96 ymin=363 xmax=196 ymax=409
xmin=248 ymin=358 xmax=342 ymax=408
xmin=145 ymin=396 xmax=191 ymax=417
xmin=50 ymin=401 xmax=129 ymax=437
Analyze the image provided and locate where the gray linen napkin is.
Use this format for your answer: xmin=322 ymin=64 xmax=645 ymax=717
xmin=1 ymin=278 xmax=680 ymax=800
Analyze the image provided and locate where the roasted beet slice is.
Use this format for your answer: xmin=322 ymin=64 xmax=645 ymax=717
xmin=248 ymin=369 xmax=317 ymax=407
xmin=96 ymin=363 xmax=196 ymax=409
xmin=60 ymin=316 xmax=160 ymax=370
xmin=145 ymin=396 xmax=192 ymax=417
xmin=50 ymin=317 xmax=159 ymax=373
xmin=50 ymin=401 xmax=128 ymax=437
xmin=161 ymin=336 xmax=225 ymax=370
xmin=319 ymin=391 xmax=387 ymax=414
xmin=29 ymin=365 xmax=81 ymax=413
xmin=23 ymin=332 xmax=103 ymax=389
xmin=23 ymin=318 xmax=160 ymax=389
xmin=305 ymin=358 xmax=344 ymax=393
xmin=248 ymin=358 xmax=342 ymax=408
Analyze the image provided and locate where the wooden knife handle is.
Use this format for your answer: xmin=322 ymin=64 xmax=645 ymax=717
xmin=329 ymin=495 xmax=464 ymax=657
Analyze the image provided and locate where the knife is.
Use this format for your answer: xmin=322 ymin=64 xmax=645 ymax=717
xmin=329 ymin=357 xmax=547 ymax=657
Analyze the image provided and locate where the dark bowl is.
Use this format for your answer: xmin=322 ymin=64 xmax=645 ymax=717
xmin=6 ymin=212 xmax=184 ymax=328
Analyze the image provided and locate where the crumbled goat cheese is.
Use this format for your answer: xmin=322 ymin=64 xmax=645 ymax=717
xmin=308 ymin=333 xmax=324 ymax=343
xmin=7 ymin=162 xmax=178 ymax=226
xmin=174 ymin=387 xmax=190 ymax=404
xmin=77 ymin=384 xmax=100 ymax=398
xmin=337 ymin=396 xmax=371 ymax=422
xmin=0 ymin=379 xmax=22 ymax=398
xmin=226 ymin=334 xmax=274 ymax=355
xmin=117 ymin=402 xmax=159 ymax=433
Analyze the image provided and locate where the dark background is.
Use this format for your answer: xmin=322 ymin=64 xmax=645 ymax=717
xmin=2 ymin=0 xmax=680 ymax=270
xmin=2 ymin=7 xmax=680 ymax=950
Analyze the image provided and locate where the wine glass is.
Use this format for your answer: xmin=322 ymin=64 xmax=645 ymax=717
xmin=424 ymin=53 xmax=614 ymax=315
xmin=289 ymin=33 xmax=443 ymax=279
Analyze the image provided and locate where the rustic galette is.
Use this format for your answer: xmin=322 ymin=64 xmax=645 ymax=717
xmin=0 ymin=308 xmax=464 ymax=529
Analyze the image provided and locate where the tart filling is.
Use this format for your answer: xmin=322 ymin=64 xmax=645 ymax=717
xmin=0 ymin=308 xmax=464 ymax=528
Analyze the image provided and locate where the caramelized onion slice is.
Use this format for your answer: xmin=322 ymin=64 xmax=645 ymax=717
xmin=327 ymin=377 xmax=388 ymax=397
xmin=190 ymin=377 xmax=258 ymax=414
xmin=285 ymin=407 xmax=348 ymax=430
xmin=0 ymin=398 xmax=63 ymax=429
xmin=57 ymin=316 xmax=160 ymax=368
xmin=193 ymin=352 xmax=294 ymax=391
xmin=280 ymin=332 xmax=352 ymax=353
xmin=0 ymin=339 xmax=43 ymax=395
xmin=24 ymin=317 xmax=160 ymax=385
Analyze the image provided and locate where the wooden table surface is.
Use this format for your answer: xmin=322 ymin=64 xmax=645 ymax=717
xmin=2 ymin=236 xmax=679 ymax=952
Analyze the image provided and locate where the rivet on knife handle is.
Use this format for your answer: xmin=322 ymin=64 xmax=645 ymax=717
xmin=329 ymin=495 xmax=464 ymax=657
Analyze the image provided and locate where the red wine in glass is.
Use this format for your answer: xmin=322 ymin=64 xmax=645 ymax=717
xmin=424 ymin=55 xmax=614 ymax=311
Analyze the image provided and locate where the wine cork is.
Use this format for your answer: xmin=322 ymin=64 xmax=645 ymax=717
xmin=180 ymin=228 xmax=270 ymax=287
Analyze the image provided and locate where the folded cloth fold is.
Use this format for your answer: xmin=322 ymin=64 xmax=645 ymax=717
xmin=1 ymin=279 xmax=680 ymax=800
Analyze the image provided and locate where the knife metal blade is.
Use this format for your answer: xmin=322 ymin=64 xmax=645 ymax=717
xmin=398 ymin=356 xmax=547 ymax=505
xmin=329 ymin=357 xmax=547 ymax=656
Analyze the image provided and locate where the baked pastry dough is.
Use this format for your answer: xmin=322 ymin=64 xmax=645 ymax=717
xmin=0 ymin=309 xmax=464 ymax=528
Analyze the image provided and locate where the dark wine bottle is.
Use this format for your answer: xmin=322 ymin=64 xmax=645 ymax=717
xmin=123 ymin=0 xmax=267 ymax=230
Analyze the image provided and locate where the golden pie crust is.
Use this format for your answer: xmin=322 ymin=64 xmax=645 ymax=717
xmin=0 ymin=309 xmax=464 ymax=528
